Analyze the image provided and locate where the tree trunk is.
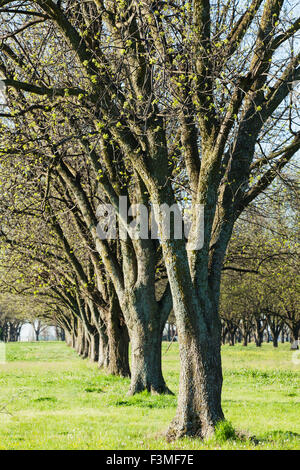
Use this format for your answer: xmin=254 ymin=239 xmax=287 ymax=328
xmin=65 ymin=331 xmax=71 ymax=347
xmin=82 ymin=330 xmax=90 ymax=358
xmin=241 ymin=325 xmax=250 ymax=346
xmin=229 ymin=330 xmax=235 ymax=346
xmin=254 ymin=326 xmax=264 ymax=347
xmin=129 ymin=319 xmax=171 ymax=395
xmin=290 ymin=327 xmax=299 ymax=350
xmin=254 ymin=318 xmax=266 ymax=347
xmin=71 ymin=332 xmax=76 ymax=349
xmin=166 ymin=325 xmax=224 ymax=440
xmin=75 ymin=322 xmax=84 ymax=355
xmin=75 ymin=336 xmax=83 ymax=355
xmin=149 ymin=198 xmax=225 ymax=439
xmin=98 ymin=326 xmax=109 ymax=368
xmin=118 ymin=269 xmax=172 ymax=394
xmin=88 ymin=331 xmax=99 ymax=362
xmin=107 ymin=307 xmax=130 ymax=377
xmin=221 ymin=325 xmax=227 ymax=345
xmin=273 ymin=334 xmax=279 ymax=348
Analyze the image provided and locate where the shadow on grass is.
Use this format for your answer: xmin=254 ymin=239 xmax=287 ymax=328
xmin=84 ymin=387 xmax=104 ymax=393
xmin=229 ymin=429 xmax=300 ymax=447
xmin=112 ymin=390 xmax=177 ymax=409
xmin=261 ymin=430 xmax=300 ymax=442
xmin=33 ymin=396 xmax=57 ymax=403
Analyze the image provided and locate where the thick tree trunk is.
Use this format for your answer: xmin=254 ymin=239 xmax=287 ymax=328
xmin=254 ymin=318 xmax=265 ymax=347
xmin=107 ymin=308 xmax=130 ymax=377
xmin=149 ymin=197 xmax=225 ymax=438
xmin=254 ymin=327 xmax=264 ymax=347
xmin=273 ymin=335 xmax=279 ymax=348
xmin=86 ymin=292 xmax=130 ymax=376
xmin=129 ymin=319 xmax=171 ymax=395
xmin=166 ymin=326 xmax=224 ymax=440
xmin=119 ymin=272 xmax=172 ymax=394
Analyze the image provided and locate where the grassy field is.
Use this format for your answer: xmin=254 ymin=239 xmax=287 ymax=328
xmin=0 ymin=341 xmax=299 ymax=450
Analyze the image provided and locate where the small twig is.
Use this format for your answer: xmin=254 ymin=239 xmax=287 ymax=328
xmin=163 ymin=331 xmax=177 ymax=355
xmin=0 ymin=390 xmax=28 ymax=416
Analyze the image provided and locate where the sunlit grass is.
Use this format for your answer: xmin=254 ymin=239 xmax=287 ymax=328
xmin=0 ymin=341 xmax=299 ymax=449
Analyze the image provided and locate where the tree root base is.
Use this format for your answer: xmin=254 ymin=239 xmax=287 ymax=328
xmin=165 ymin=417 xmax=203 ymax=442
xmin=128 ymin=384 xmax=174 ymax=396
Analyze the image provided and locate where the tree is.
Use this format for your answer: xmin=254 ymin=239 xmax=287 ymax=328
xmin=0 ymin=0 xmax=299 ymax=438
xmin=0 ymin=298 xmax=24 ymax=342
xmin=222 ymin=184 xmax=299 ymax=349
xmin=270 ymin=259 xmax=300 ymax=348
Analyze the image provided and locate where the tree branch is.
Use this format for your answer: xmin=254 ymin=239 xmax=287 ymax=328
xmin=2 ymin=78 xmax=87 ymax=98
xmin=239 ymin=134 xmax=300 ymax=211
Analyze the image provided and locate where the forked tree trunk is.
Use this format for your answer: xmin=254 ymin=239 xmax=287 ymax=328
xmin=150 ymin=196 xmax=225 ymax=439
xmin=58 ymin=162 xmax=170 ymax=391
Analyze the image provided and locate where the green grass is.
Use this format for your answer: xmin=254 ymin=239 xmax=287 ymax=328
xmin=0 ymin=341 xmax=299 ymax=449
